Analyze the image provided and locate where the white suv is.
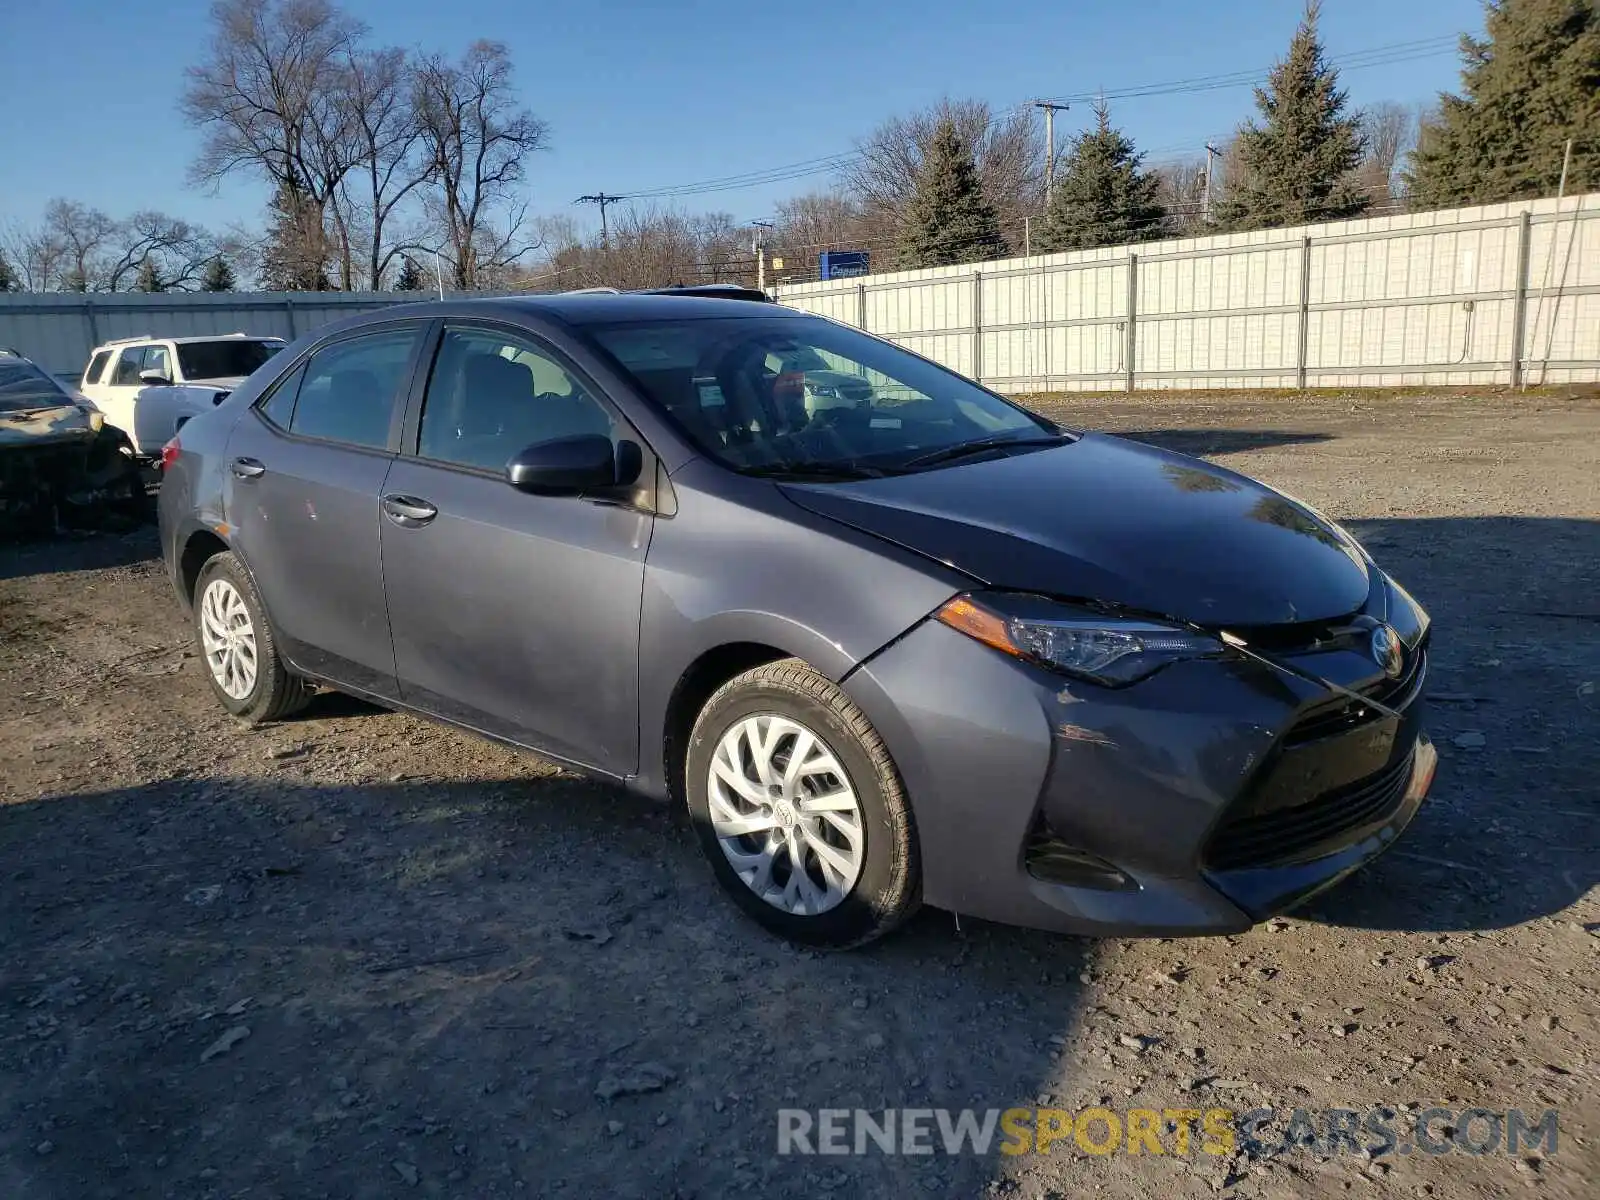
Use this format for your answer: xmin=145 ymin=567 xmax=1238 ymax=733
xmin=80 ymin=333 xmax=285 ymax=456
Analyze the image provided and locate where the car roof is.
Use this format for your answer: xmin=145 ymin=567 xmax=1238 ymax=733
xmin=372 ymin=292 xmax=806 ymax=328
xmin=94 ymin=333 xmax=285 ymax=350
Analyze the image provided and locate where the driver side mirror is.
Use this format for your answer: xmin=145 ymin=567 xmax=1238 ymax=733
xmin=506 ymin=435 xmax=642 ymax=496
xmin=139 ymin=368 xmax=172 ymax=386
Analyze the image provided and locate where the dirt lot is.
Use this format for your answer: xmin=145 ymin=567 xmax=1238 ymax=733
xmin=2 ymin=389 xmax=1597 ymax=1200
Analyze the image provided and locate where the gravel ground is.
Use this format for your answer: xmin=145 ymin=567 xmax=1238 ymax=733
xmin=1 ymin=389 xmax=1597 ymax=1199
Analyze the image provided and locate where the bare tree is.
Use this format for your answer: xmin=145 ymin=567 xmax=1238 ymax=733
xmin=182 ymin=0 xmax=365 ymax=283
xmin=1356 ymin=101 xmax=1419 ymax=213
xmin=690 ymin=212 xmax=754 ymax=284
xmin=101 ymin=213 xmax=220 ymax=291
xmin=841 ymin=99 xmax=1041 ymax=245
xmin=1153 ymin=157 xmax=1209 ymax=235
xmin=413 ymin=41 xmax=548 ymax=289
xmin=0 ymin=220 xmax=66 ymax=292
xmin=330 ymin=45 xmax=431 ymax=288
xmin=771 ymin=191 xmax=867 ymax=278
xmin=42 ymin=200 xmax=119 ymax=291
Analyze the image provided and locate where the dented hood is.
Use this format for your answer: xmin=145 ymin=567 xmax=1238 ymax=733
xmin=0 ymin=404 xmax=96 ymax=450
xmin=780 ymin=432 xmax=1371 ymax=627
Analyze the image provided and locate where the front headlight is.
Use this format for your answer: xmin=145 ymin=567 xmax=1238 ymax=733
xmin=935 ymin=593 xmax=1224 ymax=686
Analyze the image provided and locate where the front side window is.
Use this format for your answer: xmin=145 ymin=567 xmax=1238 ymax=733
xmin=587 ymin=315 xmax=1048 ymax=477
xmin=417 ymin=327 xmax=614 ymax=472
xmin=177 ymin=339 xmax=283 ymax=381
xmin=83 ymin=350 xmax=111 ymax=386
xmin=286 ymin=329 xmax=418 ymax=449
xmin=110 ymin=347 xmax=150 ymax=386
xmin=144 ymin=345 xmax=172 ymax=380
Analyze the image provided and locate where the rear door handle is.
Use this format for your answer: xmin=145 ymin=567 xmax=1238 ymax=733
xmin=231 ymin=457 xmax=266 ymax=479
xmin=382 ymin=494 xmax=438 ymax=527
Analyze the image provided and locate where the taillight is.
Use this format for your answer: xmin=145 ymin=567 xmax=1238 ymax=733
xmin=159 ymin=437 xmax=181 ymax=471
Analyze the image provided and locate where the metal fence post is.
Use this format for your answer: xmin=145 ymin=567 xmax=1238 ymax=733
xmin=1509 ymin=210 xmax=1533 ymax=387
xmin=1124 ymin=254 xmax=1138 ymax=392
xmin=283 ymin=295 xmax=298 ymax=339
xmin=1296 ymin=236 xmax=1313 ymax=389
xmin=972 ymin=270 xmax=984 ymax=383
xmin=82 ymin=296 xmax=99 ymax=353
xmin=856 ymin=282 xmax=867 ymax=331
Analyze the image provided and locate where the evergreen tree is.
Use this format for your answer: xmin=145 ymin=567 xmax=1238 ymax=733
xmin=1035 ymin=100 xmax=1166 ymax=252
xmin=201 ymin=257 xmax=237 ymax=292
xmin=0 ymin=250 xmax=17 ymax=293
xmin=260 ymin=183 xmax=332 ymax=292
xmin=1213 ymin=2 xmax=1368 ymax=230
xmin=393 ymin=256 xmax=425 ymax=291
xmin=135 ymin=259 xmax=166 ymax=293
xmin=898 ymin=119 xmax=1009 ymax=268
xmin=1406 ymin=0 xmax=1599 ymax=207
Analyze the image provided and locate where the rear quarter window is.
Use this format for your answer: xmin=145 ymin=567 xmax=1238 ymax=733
xmin=83 ymin=350 xmax=111 ymax=386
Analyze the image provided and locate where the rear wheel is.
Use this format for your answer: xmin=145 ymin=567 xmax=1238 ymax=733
xmin=685 ymin=658 xmax=920 ymax=948
xmin=193 ymin=551 xmax=313 ymax=723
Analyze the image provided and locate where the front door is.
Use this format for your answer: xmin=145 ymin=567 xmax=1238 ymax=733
xmin=380 ymin=323 xmax=652 ymax=776
xmin=225 ymin=323 xmax=428 ymax=698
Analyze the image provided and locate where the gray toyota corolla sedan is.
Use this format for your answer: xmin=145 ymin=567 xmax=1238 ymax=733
xmin=158 ymin=288 xmax=1435 ymax=948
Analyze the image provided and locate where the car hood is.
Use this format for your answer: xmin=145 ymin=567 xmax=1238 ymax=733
xmin=779 ymin=432 xmax=1371 ymax=627
xmin=0 ymin=404 xmax=95 ymax=450
xmin=182 ymin=375 xmax=249 ymax=389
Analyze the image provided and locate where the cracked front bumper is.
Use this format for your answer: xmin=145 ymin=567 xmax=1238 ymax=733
xmin=842 ymin=617 xmax=1434 ymax=938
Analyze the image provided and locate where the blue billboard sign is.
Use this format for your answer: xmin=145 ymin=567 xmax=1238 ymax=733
xmin=819 ymin=251 xmax=870 ymax=280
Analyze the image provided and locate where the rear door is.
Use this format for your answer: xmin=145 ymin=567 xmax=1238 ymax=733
xmin=379 ymin=321 xmax=653 ymax=775
xmin=95 ymin=345 xmax=152 ymax=446
xmin=224 ymin=321 xmax=431 ymax=698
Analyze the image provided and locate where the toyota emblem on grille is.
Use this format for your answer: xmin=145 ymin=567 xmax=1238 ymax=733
xmin=1371 ymin=624 xmax=1404 ymax=679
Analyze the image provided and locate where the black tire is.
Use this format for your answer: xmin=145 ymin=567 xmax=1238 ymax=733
xmin=192 ymin=551 xmax=314 ymax=724
xmin=685 ymin=658 xmax=920 ymax=949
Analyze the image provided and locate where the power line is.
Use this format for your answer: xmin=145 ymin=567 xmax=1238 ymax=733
xmin=611 ymin=35 xmax=1459 ymax=203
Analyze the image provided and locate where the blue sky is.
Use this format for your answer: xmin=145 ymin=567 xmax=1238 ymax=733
xmin=1 ymin=0 xmax=1486 ymax=237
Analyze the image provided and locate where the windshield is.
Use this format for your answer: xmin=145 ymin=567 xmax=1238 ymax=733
xmin=176 ymin=339 xmax=284 ymax=381
xmin=587 ymin=315 xmax=1052 ymax=476
xmin=0 ymin=361 xmax=74 ymax=414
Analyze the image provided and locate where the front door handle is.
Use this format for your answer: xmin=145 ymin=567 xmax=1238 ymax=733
xmin=382 ymin=494 xmax=439 ymax=527
xmin=231 ymin=457 xmax=266 ymax=479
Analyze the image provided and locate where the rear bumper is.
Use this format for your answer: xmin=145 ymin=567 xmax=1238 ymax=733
xmin=842 ymin=618 xmax=1434 ymax=938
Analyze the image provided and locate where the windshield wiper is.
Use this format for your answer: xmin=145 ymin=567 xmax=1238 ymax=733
xmin=896 ymin=432 xmax=1070 ymax=471
xmin=741 ymin=461 xmax=891 ymax=481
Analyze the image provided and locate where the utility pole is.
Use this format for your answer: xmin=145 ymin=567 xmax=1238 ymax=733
xmin=576 ymin=193 xmax=624 ymax=249
xmin=1202 ymin=143 xmax=1220 ymax=222
xmin=1032 ymin=101 xmax=1071 ymax=196
xmin=751 ymin=220 xmax=774 ymax=294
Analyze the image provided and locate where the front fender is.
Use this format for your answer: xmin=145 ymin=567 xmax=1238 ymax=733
xmin=631 ymin=462 xmax=967 ymax=800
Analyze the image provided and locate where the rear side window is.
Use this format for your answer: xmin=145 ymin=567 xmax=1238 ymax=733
xmin=257 ymin=363 xmax=306 ymax=429
xmin=83 ymin=350 xmax=111 ymax=386
xmin=286 ymin=329 xmax=419 ymax=449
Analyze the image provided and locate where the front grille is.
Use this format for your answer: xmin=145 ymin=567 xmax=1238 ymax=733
xmin=1283 ymin=646 xmax=1427 ymax=747
xmin=1206 ymin=749 xmax=1415 ymax=871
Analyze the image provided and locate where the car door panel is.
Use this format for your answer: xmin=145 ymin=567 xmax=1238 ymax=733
xmin=223 ymin=323 xmax=428 ymax=699
xmin=380 ymin=322 xmax=650 ymax=775
xmin=381 ymin=461 xmax=651 ymax=772
xmin=226 ymin=416 xmax=400 ymax=695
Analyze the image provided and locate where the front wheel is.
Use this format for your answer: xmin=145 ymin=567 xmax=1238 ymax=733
xmin=192 ymin=551 xmax=313 ymax=723
xmin=685 ymin=658 xmax=920 ymax=948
